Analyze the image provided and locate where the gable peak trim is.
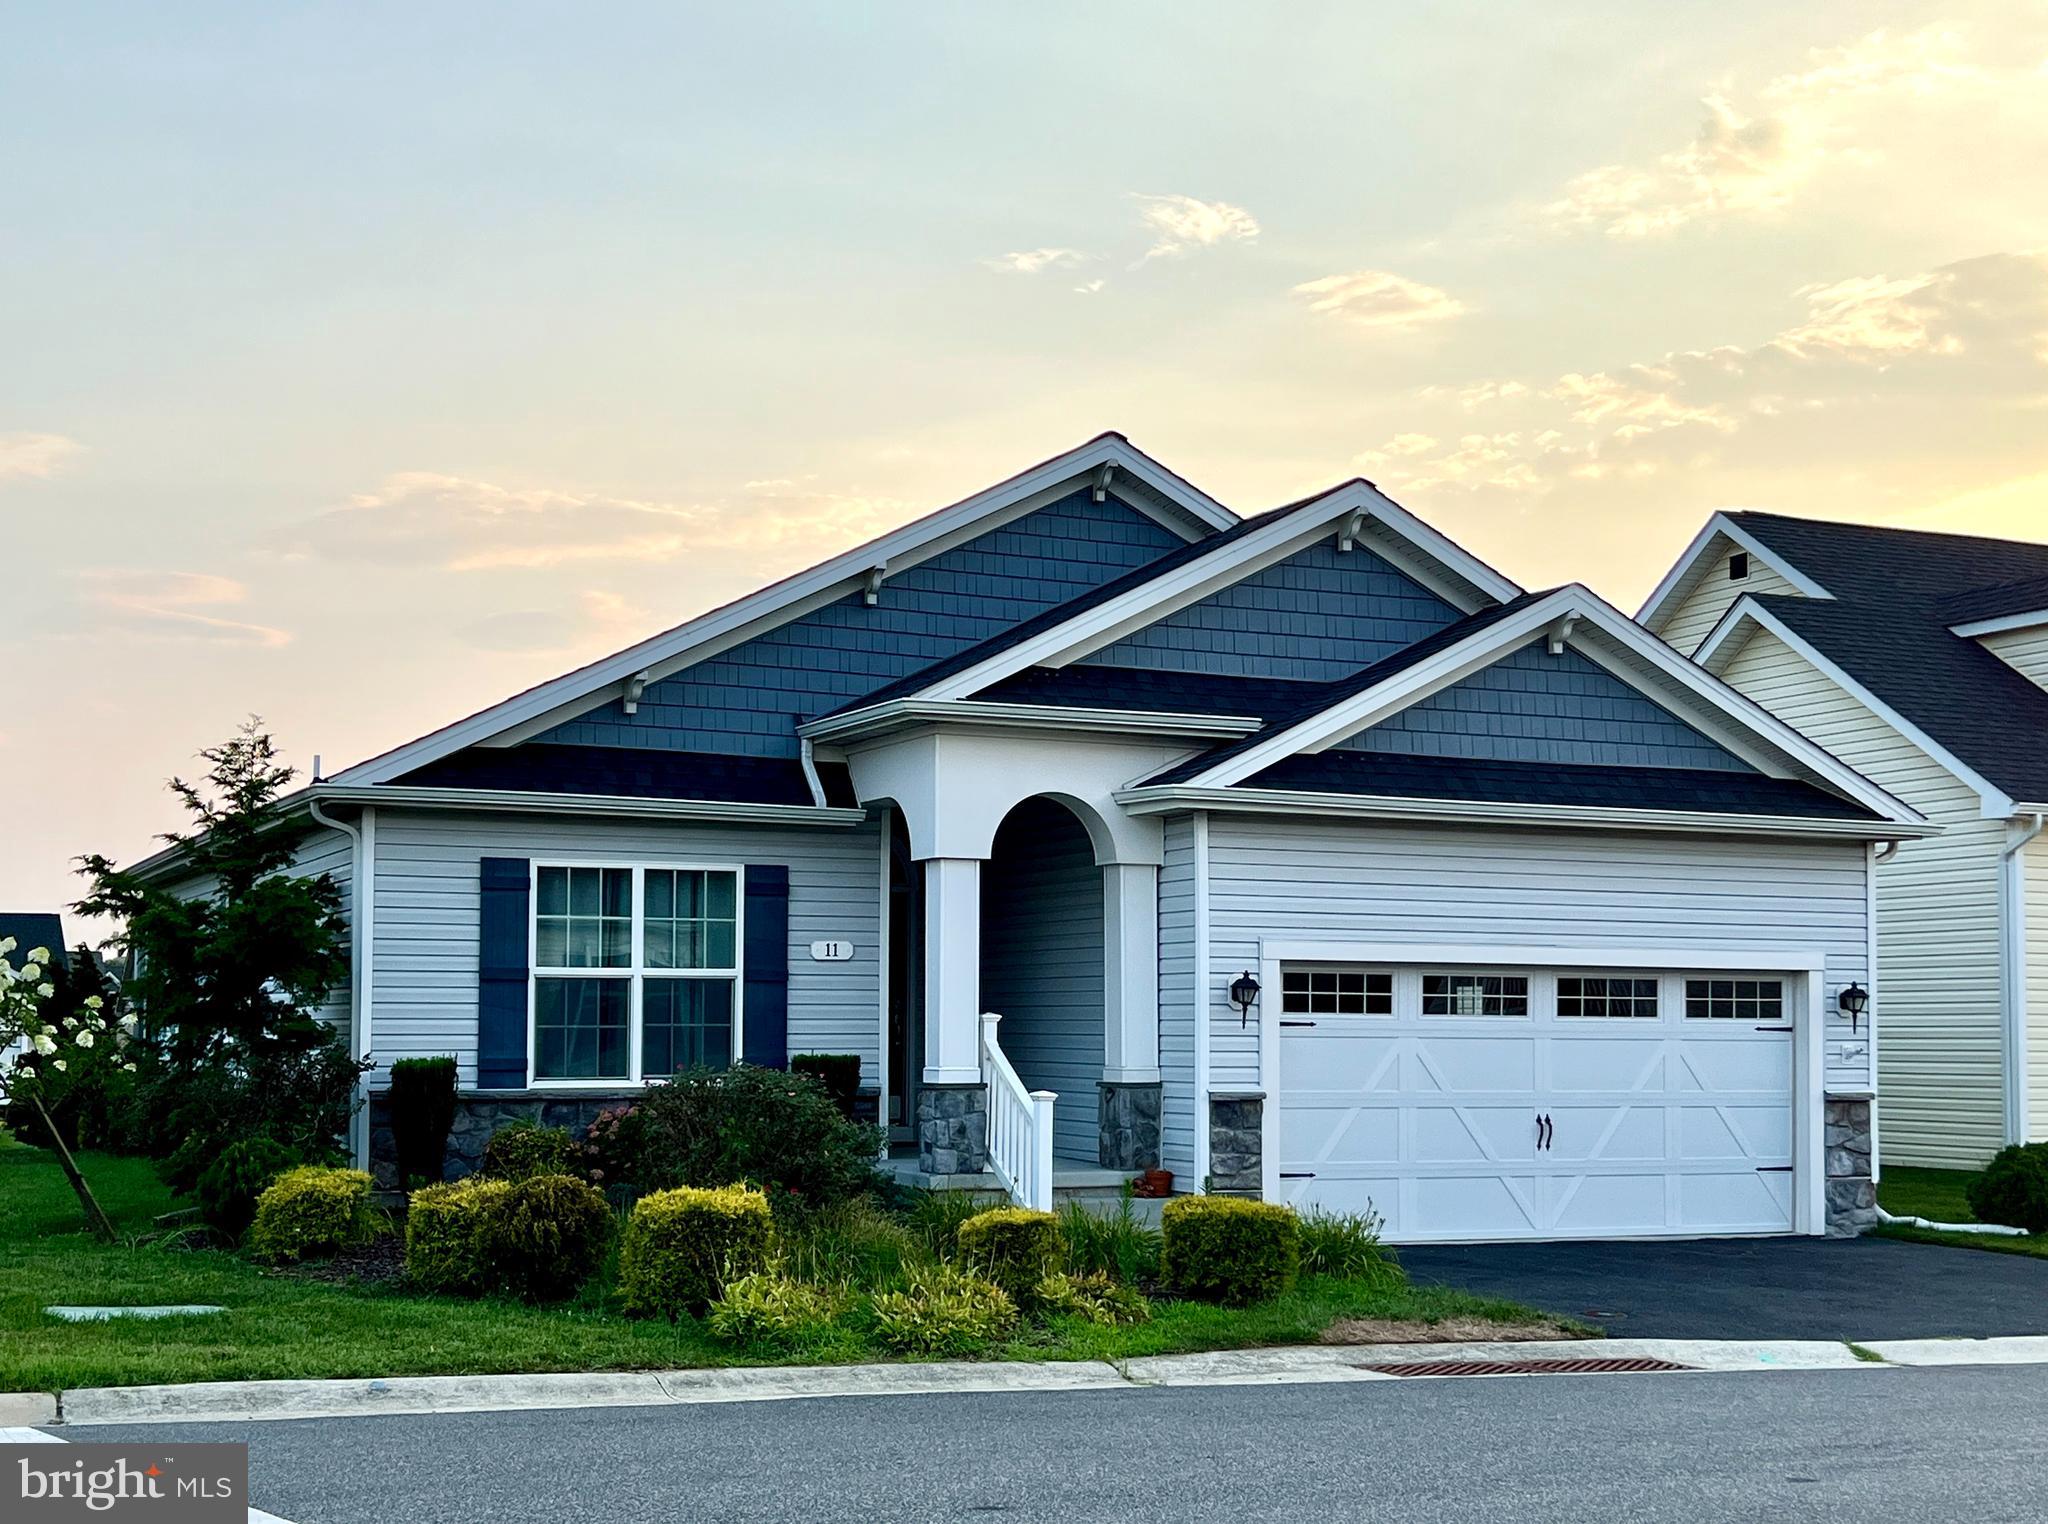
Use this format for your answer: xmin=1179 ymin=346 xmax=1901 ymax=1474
xmin=1637 ymin=511 xmax=1834 ymax=636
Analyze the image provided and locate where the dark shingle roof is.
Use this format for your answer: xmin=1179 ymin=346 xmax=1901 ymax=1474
xmin=1730 ymin=513 xmax=2048 ymax=802
xmin=1938 ymin=571 xmax=2048 ymax=626
xmin=978 ymin=665 xmax=1325 ymax=722
xmin=399 ymin=745 xmax=856 ymax=808
xmin=0 ymin=914 xmax=69 ymax=967
xmin=1139 ymin=591 xmax=1562 ymax=786
xmin=1235 ymin=753 xmax=1876 ymax=820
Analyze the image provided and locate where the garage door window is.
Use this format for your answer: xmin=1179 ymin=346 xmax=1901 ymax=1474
xmin=1684 ymin=978 xmax=1784 ymax=1021
xmin=1423 ymin=973 xmax=1528 ymax=1016
xmin=1557 ymin=976 xmax=1658 ymax=1018
xmin=1283 ymin=968 xmax=1392 ymax=1015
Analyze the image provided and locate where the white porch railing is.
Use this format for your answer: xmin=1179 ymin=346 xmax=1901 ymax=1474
xmin=979 ymin=1012 xmax=1055 ymax=1212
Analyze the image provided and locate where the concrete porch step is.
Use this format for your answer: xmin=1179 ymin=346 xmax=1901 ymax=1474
xmin=882 ymin=1157 xmax=1153 ymax=1206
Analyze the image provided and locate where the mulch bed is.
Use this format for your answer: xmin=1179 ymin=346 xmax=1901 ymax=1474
xmin=283 ymin=1232 xmax=408 ymax=1288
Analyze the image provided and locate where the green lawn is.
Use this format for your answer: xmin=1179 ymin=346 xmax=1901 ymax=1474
xmin=1874 ymin=1164 xmax=2048 ymax=1260
xmin=0 ymin=1143 xmax=1568 ymax=1393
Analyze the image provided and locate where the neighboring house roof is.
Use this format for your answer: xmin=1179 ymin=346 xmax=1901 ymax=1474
xmin=1939 ymin=571 xmax=2048 ymax=629
xmin=1236 ymin=753 xmax=1878 ymax=821
xmin=0 ymin=914 xmax=68 ymax=966
xmin=1703 ymin=513 xmax=2048 ymax=807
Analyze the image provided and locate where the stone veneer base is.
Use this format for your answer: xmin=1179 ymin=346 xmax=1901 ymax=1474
xmin=1207 ymin=1095 xmax=1263 ymax=1195
xmin=1097 ymin=1081 xmax=1163 ymax=1172
xmin=916 ymin=1082 xmax=991 ymax=1176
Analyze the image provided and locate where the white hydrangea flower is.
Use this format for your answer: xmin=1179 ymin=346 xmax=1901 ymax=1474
xmin=0 ymin=935 xmax=15 ymax=956
xmin=50 ymin=1059 xmax=67 ymax=1072
xmin=36 ymin=983 xmax=55 ymax=999
xmin=21 ymin=965 xmax=41 ymax=984
xmin=26 ymin=947 xmax=50 ymax=965
xmin=75 ymin=1030 xmax=95 ymax=1049
xmin=33 ymin=1033 xmax=57 ymax=1056
xmin=83 ymin=995 xmax=103 ymax=1010
xmin=119 ymin=1014 xmax=139 ymax=1034
xmin=122 ymin=1061 xmax=138 ymax=1073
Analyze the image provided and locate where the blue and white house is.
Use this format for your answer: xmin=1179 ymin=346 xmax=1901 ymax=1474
xmin=145 ymin=435 xmax=1934 ymax=1240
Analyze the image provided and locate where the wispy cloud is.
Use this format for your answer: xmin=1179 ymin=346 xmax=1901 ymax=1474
xmin=0 ymin=433 xmax=83 ymax=481
xmin=456 ymin=589 xmax=652 ymax=655
xmin=1536 ymin=28 xmax=1994 ymax=238
xmin=983 ymin=247 xmax=1089 ymax=275
xmin=79 ymin=570 xmax=291 ymax=647
xmin=1293 ymin=270 xmax=1466 ymax=329
xmin=294 ymin=472 xmax=913 ymax=573
xmin=1130 ymin=193 xmax=1259 ymax=261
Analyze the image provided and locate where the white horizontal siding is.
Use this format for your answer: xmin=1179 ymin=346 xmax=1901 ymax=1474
xmin=1157 ymin=817 xmax=1199 ymax=1181
xmin=1656 ymin=536 xmax=1804 ymax=656
xmin=1205 ymin=814 xmax=1871 ymax=1093
xmin=368 ymin=809 xmax=883 ymax=1089
xmin=1981 ymin=627 xmax=2048 ymax=694
xmin=1720 ymin=625 xmax=2007 ymax=1168
xmin=2029 ymin=834 xmax=2048 ymax=1142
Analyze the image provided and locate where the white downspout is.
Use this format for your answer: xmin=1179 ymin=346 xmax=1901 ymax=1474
xmin=2001 ymin=814 xmax=2046 ymax=1144
xmin=799 ymin=737 xmax=828 ymax=808
xmin=309 ymin=797 xmax=376 ymax=1172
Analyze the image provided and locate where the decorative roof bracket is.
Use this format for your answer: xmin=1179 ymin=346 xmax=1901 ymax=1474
xmin=622 ymin=670 xmax=650 ymax=715
xmin=1092 ymin=462 xmax=1117 ymax=502
xmin=862 ymin=565 xmax=888 ymax=606
xmin=1546 ymin=613 xmax=1579 ymax=656
xmin=1337 ymin=508 xmax=1369 ymax=552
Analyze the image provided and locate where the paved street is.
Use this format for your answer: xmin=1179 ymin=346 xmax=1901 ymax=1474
xmin=67 ymin=1363 xmax=2048 ymax=1524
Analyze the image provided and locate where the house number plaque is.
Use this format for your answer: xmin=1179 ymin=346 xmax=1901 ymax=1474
xmin=809 ymin=940 xmax=856 ymax=962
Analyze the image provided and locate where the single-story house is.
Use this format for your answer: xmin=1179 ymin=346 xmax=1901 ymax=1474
xmin=1641 ymin=511 xmax=2048 ymax=1169
xmin=137 ymin=436 xmax=1933 ymax=1239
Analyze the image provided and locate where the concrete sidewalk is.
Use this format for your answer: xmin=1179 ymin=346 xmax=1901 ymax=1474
xmin=25 ymin=1333 xmax=2048 ymax=1428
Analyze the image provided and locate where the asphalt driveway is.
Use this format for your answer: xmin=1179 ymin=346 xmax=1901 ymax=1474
xmin=1399 ymin=1235 xmax=2048 ymax=1341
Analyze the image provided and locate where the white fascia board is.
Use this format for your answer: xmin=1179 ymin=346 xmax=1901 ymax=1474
xmin=797 ymin=698 xmax=1261 ymax=745
xmin=1184 ymin=584 xmax=1927 ymax=828
xmin=916 ymin=480 xmax=1521 ymax=704
xmin=1113 ymin=784 xmax=1942 ymax=841
xmin=306 ymin=784 xmax=868 ymax=827
xmin=1636 ymin=512 xmax=1835 ymax=634
xmin=1697 ymin=596 xmax=2016 ymax=817
xmin=1950 ymin=609 xmax=2048 ymax=639
xmin=332 ymin=435 xmax=1234 ymax=785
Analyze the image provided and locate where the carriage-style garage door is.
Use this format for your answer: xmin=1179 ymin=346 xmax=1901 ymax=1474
xmin=1272 ymin=965 xmax=1798 ymax=1241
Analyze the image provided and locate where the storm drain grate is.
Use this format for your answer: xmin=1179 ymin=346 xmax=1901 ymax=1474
xmin=1358 ymin=1356 xmax=1695 ymax=1378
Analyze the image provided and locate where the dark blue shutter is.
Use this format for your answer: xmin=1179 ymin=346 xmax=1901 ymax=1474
xmin=741 ymin=864 xmax=790 ymax=1069
xmin=477 ymin=857 xmax=531 ymax=1089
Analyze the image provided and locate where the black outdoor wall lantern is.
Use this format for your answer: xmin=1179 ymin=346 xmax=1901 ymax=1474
xmin=1838 ymin=982 xmax=1869 ymax=1033
xmin=1229 ymin=970 xmax=1261 ymax=1027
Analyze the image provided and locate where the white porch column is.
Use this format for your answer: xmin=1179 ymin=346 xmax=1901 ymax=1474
xmin=1102 ymin=862 xmax=1161 ymax=1082
xmin=922 ymin=856 xmax=984 ymax=1084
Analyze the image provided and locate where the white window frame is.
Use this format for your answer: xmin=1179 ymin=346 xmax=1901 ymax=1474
xmin=1420 ymin=970 xmax=1531 ymax=1018
xmin=526 ymin=859 xmax=745 ymax=1089
xmin=1281 ymin=964 xmax=1394 ymax=1017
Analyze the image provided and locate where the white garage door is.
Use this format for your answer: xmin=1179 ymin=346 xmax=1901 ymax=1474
xmin=1273 ymin=966 xmax=1797 ymax=1241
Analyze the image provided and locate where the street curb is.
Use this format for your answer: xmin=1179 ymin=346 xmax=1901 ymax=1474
xmin=49 ymin=1335 xmax=2048 ymax=1427
xmin=0 ymin=1393 xmax=59 ymax=1427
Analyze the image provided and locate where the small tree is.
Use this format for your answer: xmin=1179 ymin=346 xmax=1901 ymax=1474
xmin=75 ymin=721 xmax=364 ymax=1187
xmin=0 ymin=937 xmax=135 ymax=1238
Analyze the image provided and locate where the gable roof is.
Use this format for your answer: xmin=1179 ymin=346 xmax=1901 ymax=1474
xmin=332 ymin=434 xmax=1237 ymax=787
xmin=0 ymin=914 xmax=68 ymax=966
xmin=1636 ymin=510 xmax=1836 ymax=632
xmin=1693 ymin=513 xmax=2048 ymax=808
xmin=813 ymin=478 xmax=1524 ymax=718
xmin=1127 ymin=582 xmax=1925 ymax=834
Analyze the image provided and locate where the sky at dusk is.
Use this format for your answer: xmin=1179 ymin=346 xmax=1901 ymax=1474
xmin=4 ymin=2 xmax=2047 ymax=925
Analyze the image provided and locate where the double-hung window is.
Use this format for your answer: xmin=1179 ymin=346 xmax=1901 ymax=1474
xmin=531 ymin=863 xmax=741 ymax=1084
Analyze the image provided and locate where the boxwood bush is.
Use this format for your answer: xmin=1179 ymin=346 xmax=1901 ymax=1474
xmin=478 ymin=1174 xmax=612 ymax=1302
xmin=247 ymin=1165 xmax=375 ymax=1264
xmin=956 ymin=1206 xmax=1064 ymax=1303
xmin=1161 ymin=1196 xmax=1301 ymax=1305
xmin=388 ymin=1056 xmax=458 ymax=1189
xmin=1967 ymin=1143 xmax=2048 ymax=1233
xmin=630 ymin=1065 xmax=883 ymax=1211
xmin=404 ymin=1177 xmax=512 ymax=1294
xmin=619 ymin=1184 xmax=777 ymax=1319
xmin=480 ymin=1120 xmax=582 ymax=1183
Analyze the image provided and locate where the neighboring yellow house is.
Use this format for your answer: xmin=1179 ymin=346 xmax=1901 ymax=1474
xmin=1643 ymin=514 xmax=2048 ymax=1170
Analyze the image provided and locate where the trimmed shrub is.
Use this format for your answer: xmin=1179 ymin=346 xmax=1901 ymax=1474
xmin=956 ymin=1206 xmax=1064 ymax=1303
xmin=247 ymin=1166 xmax=375 ymax=1264
xmin=1161 ymin=1197 xmax=1301 ymax=1305
xmin=790 ymin=1054 xmax=861 ymax=1119
xmin=477 ymin=1174 xmax=612 ymax=1302
xmin=1058 ymin=1197 xmax=1162 ymax=1285
xmin=865 ymin=1264 xmax=1016 ymax=1356
xmin=388 ymin=1057 xmax=458 ymax=1189
xmin=631 ymin=1065 xmax=883 ymax=1211
xmin=1033 ymin=1271 xmax=1151 ymax=1326
xmin=1298 ymin=1207 xmax=1397 ymax=1281
xmin=481 ymin=1120 xmax=581 ymax=1183
xmin=404 ymin=1177 xmax=512 ymax=1294
xmin=619 ymin=1185 xmax=777 ymax=1319
xmin=194 ymin=1137 xmax=300 ymax=1239
xmin=706 ymin=1271 xmax=841 ymax=1350
xmin=1967 ymin=1143 xmax=2048 ymax=1233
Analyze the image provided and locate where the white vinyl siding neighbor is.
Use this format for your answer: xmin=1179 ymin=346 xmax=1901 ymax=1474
xmin=293 ymin=825 xmax=356 ymax=1039
xmin=1656 ymin=538 xmax=1806 ymax=656
xmin=1203 ymin=813 xmax=1872 ymax=1095
xmin=2030 ymin=834 xmax=2048 ymax=1142
xmin=1981 ymin=626 xmax=2048 ymax=693
xmin=1718 ymin=624 xmax=2008 ymax=1167
xmin=368 ymin=809 xmax=883 ymax=1088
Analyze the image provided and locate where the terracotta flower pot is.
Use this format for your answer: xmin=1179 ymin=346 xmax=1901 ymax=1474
xmin=1134 ymin=1168 xmax=1174 ymax=1198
